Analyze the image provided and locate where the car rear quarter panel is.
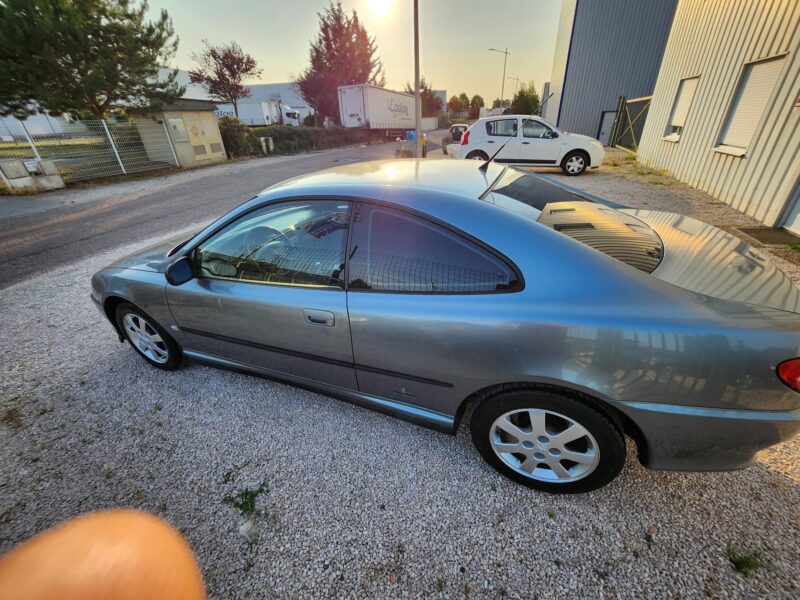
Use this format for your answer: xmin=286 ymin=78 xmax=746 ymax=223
xmin=317 ymin=186 xmax=800 ymax=416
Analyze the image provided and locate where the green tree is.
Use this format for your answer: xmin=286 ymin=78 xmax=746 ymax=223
xmin=403 ymin=77 xmax=443 ymax=117
xmin=189 ymin=40 xmax=262 ymax=118
xmin=446 ymin=95 xmax=464 ymax=113
xmin=469 ymin=94 xmax=484 ymax=118
xmin=458 ymin=92 xmax=469 ymax=109
xmin=511 ymin=81 xmax=540 ymax=115
xmin=296 ymin=1 xmax=385 ymax=123
xmin=491 ymin=98 xmax=511 ymax=109
xmin=0 ymin=0 xmax=183 ymax=118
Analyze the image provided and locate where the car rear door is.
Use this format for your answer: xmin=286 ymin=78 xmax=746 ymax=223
xmin=519 ymin=120 xmax=561 ymax=165
xmin=345 ymin=202 xmax=523 ymax=419
xmin=166 ymin=199 xmax=356 ymax=389
xmin=484 ymin=118 xmax=522 ymax=162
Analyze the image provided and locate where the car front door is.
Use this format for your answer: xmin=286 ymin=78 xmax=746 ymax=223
xmin=166 ymin=199 xmax=356 ymax=389
xmin=519 ymin=120 xmax=561 ymax=165
xmin=345 ymin=202 xmax=523 ymax=420
xmin=484 ymin=118 xmax=521 ymax=162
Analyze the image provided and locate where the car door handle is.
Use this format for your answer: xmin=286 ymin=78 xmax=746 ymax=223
xmin=487 ymin=140 xmax=495 ymax=143
xmin=522 ymin=141 xmax=530 ymax=144
xmin=304 ymin=308 xmax=335 ymax=326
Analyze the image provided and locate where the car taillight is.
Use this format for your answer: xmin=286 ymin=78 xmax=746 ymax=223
xmin=776 ymin=358 xmax=800 ymax=392
xmin=461 ymin=130 xmax=470 ymax=145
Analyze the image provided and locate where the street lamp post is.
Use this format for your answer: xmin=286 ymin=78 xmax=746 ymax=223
xmin=507 ymin=76 xmax=521 ymax=97
xmin=489 ymin=47 xmax=510 ymax=106
xmin=414 ymin=0 xmax=423 ymax=157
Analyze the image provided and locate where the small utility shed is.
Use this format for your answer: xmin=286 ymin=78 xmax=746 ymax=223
xmin=637 ymin=0 xmax=800 ymax=233
xmin=143 ymin=99 xmax=226 ymax=168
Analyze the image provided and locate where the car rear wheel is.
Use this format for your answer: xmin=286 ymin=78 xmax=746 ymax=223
xmin=561 ymin=151 xmax=588 ymax=176
xmin=470 ymin=389 xmax=625 ymax=493
xmin=115 ymin=302 xmax=182 ymax=370
xmin=465 ymin=150 xmax=489 ymax=161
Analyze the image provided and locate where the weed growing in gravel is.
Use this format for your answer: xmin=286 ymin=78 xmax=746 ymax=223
xmin=725 ymin=544 xmax=762 ymax=578
xmin=1 ymin=406 xmax=23 ymax=430
xmin=644 ymin=532 xmax=654 ymax=550
xmin=789 ymin=243 xmax=800 ymax=253
xmin=224 ymin=481 xmax=269 ymax=518
xmin=221 ymin=461 xmax=251 ymax=485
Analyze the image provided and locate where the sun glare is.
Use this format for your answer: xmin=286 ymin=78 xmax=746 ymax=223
xmin=367 ymin=0 xmax=392 ymax=18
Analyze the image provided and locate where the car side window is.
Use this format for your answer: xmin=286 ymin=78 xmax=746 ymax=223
xmin=486 ymin=119 xmax=519 ymax=137
xmin=348 ymin=204 xmax=521 ymax=293
xmin=523 ymin=121 xmax=552 ymax=138
xmin=196 ymin=200 xmax=351 ymax=288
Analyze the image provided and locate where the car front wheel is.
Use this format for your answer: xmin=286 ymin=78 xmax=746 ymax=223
xmin=465 ymin=150 xmax=489 ymax=161
xmin=561 ymin=151 xmax=589 ymax=176
xmin=115 ymin=302 xmax=183 ymax=370
xmin=470 ymin=389 xmax=625 ymax=493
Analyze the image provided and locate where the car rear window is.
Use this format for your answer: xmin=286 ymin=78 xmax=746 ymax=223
xmin=486 ymin=169 xmax=663 ymax=273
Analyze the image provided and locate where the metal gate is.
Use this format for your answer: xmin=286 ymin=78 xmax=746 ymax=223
xmin=0 ymin=117 xmax=179 ymax=183
xmin=609 ymin=95 xmax=652 ymax=153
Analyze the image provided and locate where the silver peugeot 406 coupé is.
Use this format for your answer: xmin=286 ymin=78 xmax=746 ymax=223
xmin=91 ymin=159 xmax=800 ymax=493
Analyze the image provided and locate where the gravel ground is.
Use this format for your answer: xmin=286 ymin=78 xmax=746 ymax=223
xmin=2 ymin=166 xmax=800 ymax=599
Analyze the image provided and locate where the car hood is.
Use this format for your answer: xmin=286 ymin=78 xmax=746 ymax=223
xmin=107 ymin=235 xmax=191 ymax=272
xmin=624 ymin=209 xmax=800 ymax=314
xmin=560 ymin=132 xmax=598 ymax=145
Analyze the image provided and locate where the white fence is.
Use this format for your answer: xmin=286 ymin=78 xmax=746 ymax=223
xmin=0 ymin=117 xmax=179 ymax=183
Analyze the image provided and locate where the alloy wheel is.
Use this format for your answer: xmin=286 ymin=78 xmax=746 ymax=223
xmin=123 ymin=313 xmax=169 ymax=364
xmin=489 ymin=408 xmax=599 ymax=483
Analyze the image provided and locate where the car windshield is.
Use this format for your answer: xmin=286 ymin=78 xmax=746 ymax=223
xmin=485 ymin=168 xmax=664 ymax=273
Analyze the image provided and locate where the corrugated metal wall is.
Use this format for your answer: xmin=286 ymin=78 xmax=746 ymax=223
xmin=637 ymin=0 xmax=800 ymax=229
xmin=555 ymin=0 xmax=677 ymax=137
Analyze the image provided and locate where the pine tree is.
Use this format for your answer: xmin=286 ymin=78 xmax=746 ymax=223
xmin=0 ymin=0 xmax=183 ymax=118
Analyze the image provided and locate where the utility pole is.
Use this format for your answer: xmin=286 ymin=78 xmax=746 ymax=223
xmin=489 ymin=47 xmax=511 ymax=106
xmin=507 ymin=76 xmax=521 ymax=97
xmin=414 ymin=0 xmax=423 ymax=157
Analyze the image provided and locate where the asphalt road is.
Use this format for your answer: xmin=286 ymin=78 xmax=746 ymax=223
xmin=0 ymin=142 xmax=400 ymax=290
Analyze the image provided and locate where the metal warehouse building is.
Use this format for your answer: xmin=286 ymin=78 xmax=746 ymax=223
xmin=637 ymin=0 xmax=800 ymax=234
xmin=544 ymin=0 xmax=678 ymax=142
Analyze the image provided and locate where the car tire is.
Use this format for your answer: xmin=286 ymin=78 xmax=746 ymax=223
xmin=465 ymin=150 xmax=489 ymax=161
xmin=115 ymin=302 xmax=183 ymax=370
xmin=470 ymin=388 xmax=625 ymax=493
xmin=560 ymin=150 xmax=589 ymax=176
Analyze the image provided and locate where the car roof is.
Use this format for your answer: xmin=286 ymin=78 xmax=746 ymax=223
xmin=263 ymin=159 xmax=506 ymax=201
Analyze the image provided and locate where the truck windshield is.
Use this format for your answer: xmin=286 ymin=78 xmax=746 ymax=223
xmin=485 ymin=168 xmax=663 ymax=274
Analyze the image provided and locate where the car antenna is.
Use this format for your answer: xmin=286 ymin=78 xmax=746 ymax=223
xmin=478 ymin=92 xmax=555 ymax=173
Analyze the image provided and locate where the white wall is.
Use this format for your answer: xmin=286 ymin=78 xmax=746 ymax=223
xmin=543 ymin=0 xmax=577 ymax=124
xmin=421 ymin=117 xmax=439 ymax=131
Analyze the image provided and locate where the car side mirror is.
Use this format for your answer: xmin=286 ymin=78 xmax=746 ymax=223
xmin=547 ymin=131 xmax=559 ymax=139
xmin=165 ymin=256 xmax=194 ymax=286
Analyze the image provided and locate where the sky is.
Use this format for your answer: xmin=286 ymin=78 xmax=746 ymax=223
xmin=147 ymin=0 xmax=563 ymax=104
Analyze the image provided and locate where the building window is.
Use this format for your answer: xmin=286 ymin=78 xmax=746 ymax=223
xmin=715 ymin=55 xmax=786 ymax=156
xmin=663 ymin=76 xmax=699 ymax=142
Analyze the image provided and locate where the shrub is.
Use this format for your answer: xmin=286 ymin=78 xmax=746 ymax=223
xmin=303 ymin=113 xmax=316 ymax=127
xmin=251 ymin=126 xmax=368 ymax=155
xmin=217 ymin=116 xmax=261 ymax=158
